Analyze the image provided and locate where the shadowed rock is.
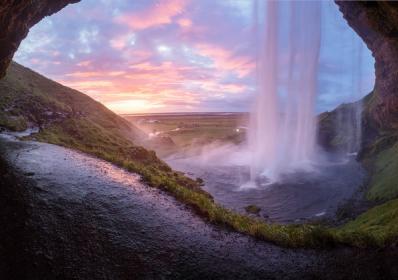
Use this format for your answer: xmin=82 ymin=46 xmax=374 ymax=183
xmin=336 ymin=1 xmax=398 ymax=132
xmin=0 ymin=0 xmax=80 ymax=78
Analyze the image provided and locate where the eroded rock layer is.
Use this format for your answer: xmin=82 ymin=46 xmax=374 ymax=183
xmin=0 ymin=0 xmax=80 ymax=78
xmin=336 ymin=1 xmax=398 ymax=131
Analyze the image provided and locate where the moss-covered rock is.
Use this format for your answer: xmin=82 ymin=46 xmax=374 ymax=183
xmin=245 ymin=205 xmax=261 ymax=215
xmin=0 ymin=113 xmax=27 ymax=131
xmin=366 ymin=141 xmax=398 ymax=201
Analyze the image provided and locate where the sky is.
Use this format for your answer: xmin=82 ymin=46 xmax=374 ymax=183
xmin=14 ymin=0 xmax=375 ymax=114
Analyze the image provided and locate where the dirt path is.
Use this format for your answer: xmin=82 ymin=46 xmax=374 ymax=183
xmin=0 ymin=135 xmax=396 ymax=280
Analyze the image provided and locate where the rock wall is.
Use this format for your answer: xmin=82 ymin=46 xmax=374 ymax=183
xmin=0 ymin=0 xmax=80 ymax=79
xmin=336 ymin=1 xmax=398 ymax=131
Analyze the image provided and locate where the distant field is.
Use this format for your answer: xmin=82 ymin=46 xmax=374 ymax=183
xmin=123 ymin=113 xmax=248 ymax=155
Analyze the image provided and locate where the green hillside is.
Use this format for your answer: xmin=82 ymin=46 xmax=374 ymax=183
xmin=0 ymin=62 xmax=206 ymax=195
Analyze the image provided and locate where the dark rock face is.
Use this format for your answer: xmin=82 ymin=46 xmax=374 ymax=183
xmin=0 ymin=0 xmax=80 ymax=79
xmin=336 ymin=1 xmax=398 ymax=131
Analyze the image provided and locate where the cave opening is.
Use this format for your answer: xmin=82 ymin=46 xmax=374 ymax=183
xmin=2 ymin=0 xmax=377 ymax=223
xmin=3 ymin=1 xmax=398 ymax=279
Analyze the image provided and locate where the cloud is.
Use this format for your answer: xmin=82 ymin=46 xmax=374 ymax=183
xmin=195 ymin=43 xmax=255 ymax=78
xmin=115 ymin=0 xmax=188 ymax=30
xmin=110 ymin=33 xmax=136 ymax=50
xmin=177 ymin=18 xmax=192 ymax=28
xmin=14 ymin=0 xmax=374 ymax=114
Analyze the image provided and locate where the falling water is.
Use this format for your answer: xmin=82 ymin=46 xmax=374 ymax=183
xmin=336 ymin=36 xmax=363 ymax=154
xmin=248 ymin=1 xmax=321 ymax=184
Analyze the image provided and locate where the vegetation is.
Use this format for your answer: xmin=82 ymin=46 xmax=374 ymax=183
xmin=245 ymin=205 xmax=261 ymax=215
xmin=0 ymin=62 xmax=335 ymax=247
xmin=1 ymin=62 xmax=398 ymax=248
xmin=366 ymin=141 xmax=398 ymax=200
xmin=0 ymin=113 xmax=27 ymax=131
xmin=125 ymin=113 xmax=247 ymax=156
xmin=35 ymin=118 xmax=337 ymax=248
xmin=334 ymin=198 xmax=398 ymax=247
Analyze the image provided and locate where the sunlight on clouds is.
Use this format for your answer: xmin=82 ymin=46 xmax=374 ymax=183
xmin=14 ymin=0 xmax=257 ymax=113
xmin=105 ymin=99 xmax=165 ymax=114
xmin=77 ymin=60 xmax=92 ymax=67
xmin=177 ymin=18 xmax=192 ymax=28
xmin=157 ymin=45 xmax=172 ymax=56
xmin=195 ymin=43 xmax=254 ymax=78
xmin=14 ymin=0 xmax=373 ymax=114
xmin=115 ymin=0 xmax=188 ymax=30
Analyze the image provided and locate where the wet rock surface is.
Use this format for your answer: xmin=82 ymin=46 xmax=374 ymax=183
xmin=0 ymin=136 xmax=397 ymax=279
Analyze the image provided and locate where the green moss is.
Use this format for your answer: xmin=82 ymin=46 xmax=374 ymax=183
xmin=366 ymin=141 xmax=398 ymax=200
xmin=335 ymin=199 xmax=398 ymax=247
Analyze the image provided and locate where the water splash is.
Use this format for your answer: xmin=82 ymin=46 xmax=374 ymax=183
xmin=247 ymin=1 xmax=322 ymax=184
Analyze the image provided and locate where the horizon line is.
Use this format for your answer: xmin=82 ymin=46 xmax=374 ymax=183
xmin=120 ymin=111 xmax=250 ymax=116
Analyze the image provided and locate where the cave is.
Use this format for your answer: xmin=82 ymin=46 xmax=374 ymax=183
xmin=1 ymin=1 xmax=398 ymax=279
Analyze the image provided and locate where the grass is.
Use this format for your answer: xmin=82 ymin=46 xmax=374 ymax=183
xmin=33 ymin=119 xmax=337 ymax=248
xmin=354 ymin=91 xmax=398 ymax=201
xmin=366 ymin=140 xmax=398 ymax=200
xmin=2 ymin=62 xmax=398 ymax=248
xmin=334 ymin=198 xmax=398 ymax=247
xmin=124 ymin=113 xmax=247 ymax=155
xmin=0 ymin=113 xmax=27 ymax=131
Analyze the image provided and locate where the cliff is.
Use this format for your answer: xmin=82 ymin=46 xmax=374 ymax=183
xmin=335 ymin=1 xmax=398 ymax=132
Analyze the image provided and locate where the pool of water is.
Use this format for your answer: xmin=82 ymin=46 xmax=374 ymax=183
xmin=166 ymin=150 xmax=366 ymax=223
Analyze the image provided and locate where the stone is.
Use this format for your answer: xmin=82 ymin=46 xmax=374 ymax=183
xmin=335 ymin=1 xmax=398 ymax=132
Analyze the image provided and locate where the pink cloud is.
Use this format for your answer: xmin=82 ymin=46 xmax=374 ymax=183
xmin=199 ymin=80 xmax=247 ymax=94
xmin=115 ymin=0 xmax=189 ymax=30
xmin=77 ymin=60 xmax=92 ymax=67
xmin=196 ymin=43 xmax=254 ymax=78
xmin=56 ymin=59 xmax=229 ymax=113
xmin=110 ymin=33 xmax=136 ymax=50
xmin=177 ymin=18 xmax=192 ymax=28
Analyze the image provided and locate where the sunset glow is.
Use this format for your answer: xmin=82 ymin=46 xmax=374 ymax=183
xmin=14 ymin=0 xmax=374 ymax=114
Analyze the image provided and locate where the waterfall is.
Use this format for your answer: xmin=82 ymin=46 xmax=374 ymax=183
xmin=335 ymin=34 xmax=364 ymax=155
xmin=247 ymin=1 xmax=321 ymax=185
